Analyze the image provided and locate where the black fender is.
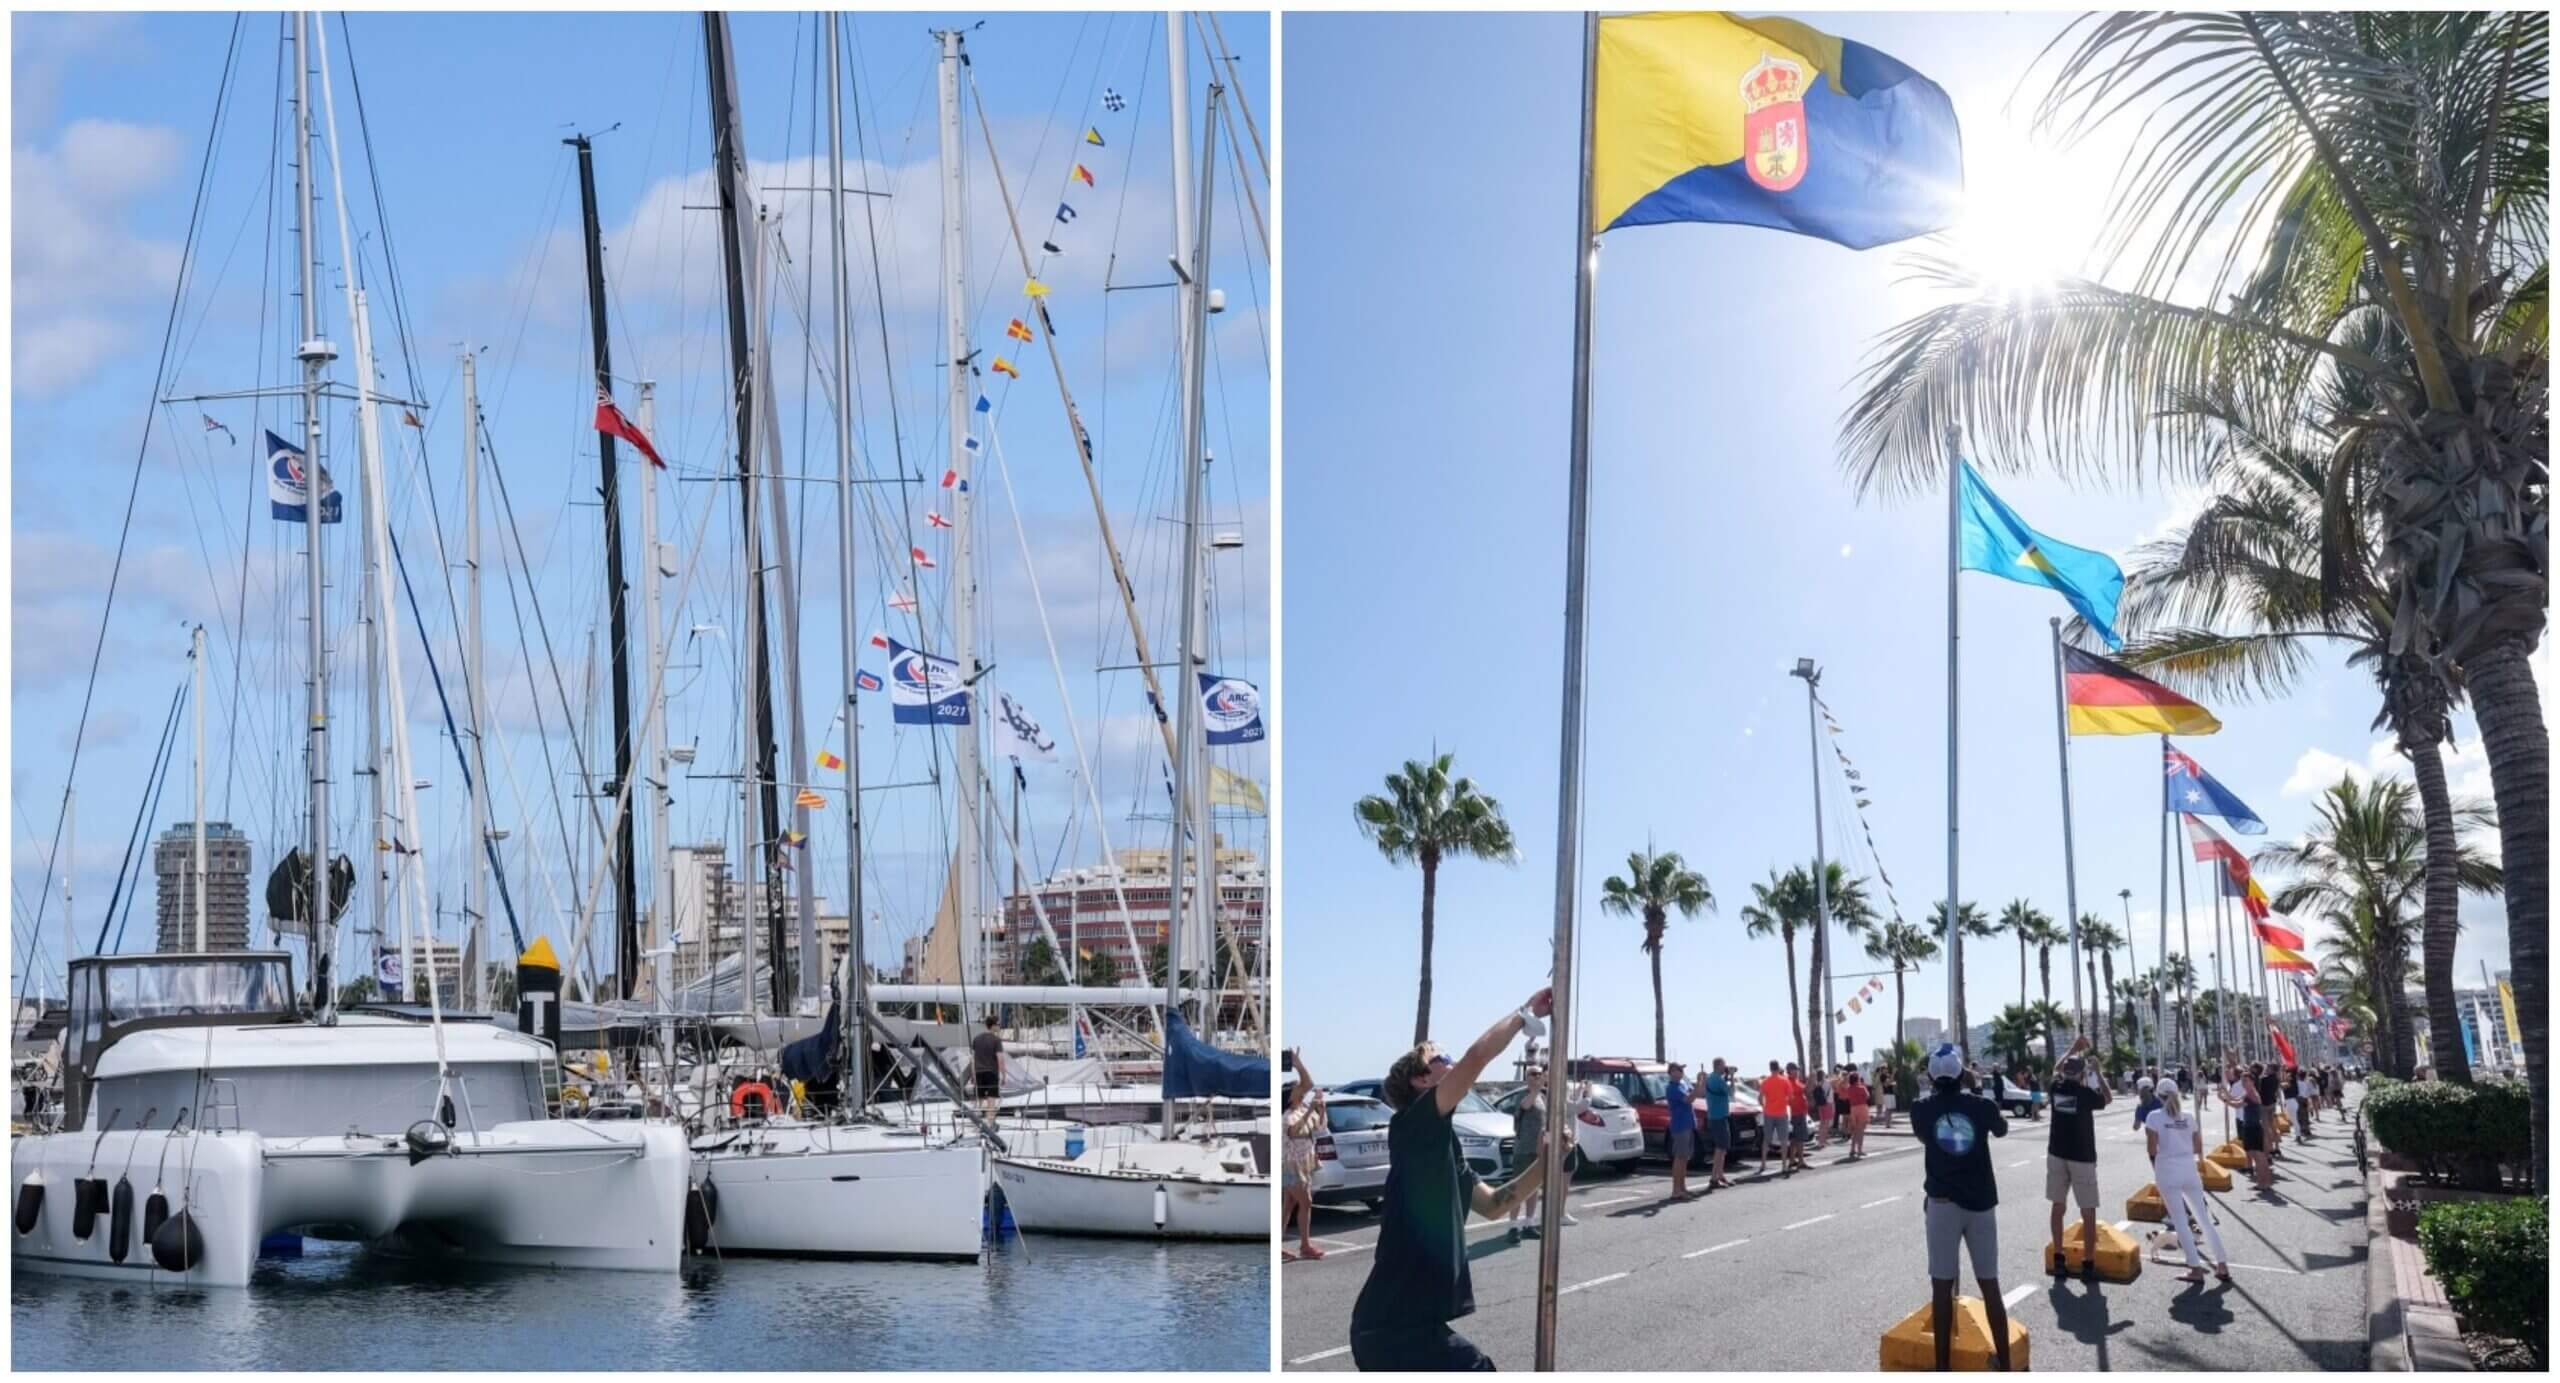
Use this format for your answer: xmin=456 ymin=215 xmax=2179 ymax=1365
xmin=108 ymin=1178 xmax=135 ymax=1263
xmin=149 ymin=1208 xmax=205 ymax=1274
xmin=12 ymin=1179 xmax=42 ymax=1236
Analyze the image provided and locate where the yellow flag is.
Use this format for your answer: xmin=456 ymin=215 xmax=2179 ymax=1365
xmin=1208 ymin=763 xmax=1265 ymax=814
xmin=1023 ymin=278 xmax=1051 ymax=298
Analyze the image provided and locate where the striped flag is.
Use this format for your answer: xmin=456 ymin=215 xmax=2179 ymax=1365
xmin=794 ymin=788 xmax=826 ymax=809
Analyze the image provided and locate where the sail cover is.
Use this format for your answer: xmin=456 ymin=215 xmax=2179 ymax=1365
xmin=1161 ymin=1007 xmax=1268 ymax=1100
xmin=778 ymin=1001 xmax=842 ymax=1086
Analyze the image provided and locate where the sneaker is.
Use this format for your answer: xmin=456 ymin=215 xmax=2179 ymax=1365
xmin=1508 ymin=1225 xmax=1522 ymax=1243
xmin=1560 ymin=1213 xmax=1580 ymax=1227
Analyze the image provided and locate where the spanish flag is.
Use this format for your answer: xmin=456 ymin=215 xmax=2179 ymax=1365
xmin=2262 ymin=944 xmax=2314 ymax=974
xmin=1592 ymin=12 xmax=1962 ymax=249
xmin=2063 ymin=645 xmax=2222 ymax=737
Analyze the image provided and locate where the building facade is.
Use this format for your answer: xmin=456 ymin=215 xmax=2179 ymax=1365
xmin=152 ymin=821 xmax=253 ymax=953
xmin=996 ymin=845 xmax=1267 ymax=989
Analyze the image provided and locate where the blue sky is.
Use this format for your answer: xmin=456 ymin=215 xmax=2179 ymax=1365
xmin=10 ymin=10 xmax=1269 ymax=1000
xmin=1279 ymin=10 xmax=2521 ymax=1079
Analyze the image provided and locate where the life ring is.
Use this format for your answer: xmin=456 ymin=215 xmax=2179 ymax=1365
xmin=730 ymin=1082 xmax=777 ymax=1121
xmin=560 ymin=1086 xmax=591 ymax=1114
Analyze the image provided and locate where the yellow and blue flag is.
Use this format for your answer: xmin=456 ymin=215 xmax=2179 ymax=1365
xmin=1592 ymin=12 xmax=1961 ymax=249
xmin=1959 ymin=461 xmax=2124 ymax=647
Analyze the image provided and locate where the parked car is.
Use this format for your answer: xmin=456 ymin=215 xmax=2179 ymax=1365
xmin=1309 ymin=1092 xmax=1394 ymax=1210
xmin=1566 ymin=1056 xmax=1761 ymax=1163
xmin=1988 ymin=1074 xmax=2046 ymax=1118
xmin=1487 ymin=1081 xmax=1644 ymax=1175
xmin=1330 ymin=1080 xmax=1513 ymax=1175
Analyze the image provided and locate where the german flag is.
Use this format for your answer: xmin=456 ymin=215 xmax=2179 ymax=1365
xmin=2063 ymin=645 xmax=2221 ymax=736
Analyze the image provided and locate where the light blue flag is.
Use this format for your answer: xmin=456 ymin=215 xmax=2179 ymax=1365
xmin=1958 ymin=461 xmax=2124 ymax=647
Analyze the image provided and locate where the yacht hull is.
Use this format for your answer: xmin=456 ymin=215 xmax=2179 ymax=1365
xmin=992 ymin=1140 xmax=1269 ymax=1241
xmin=10 ymin=1121 xmax=690 ymax=1287
xmin=691 ymin=1122 xmax=986 ymax=1261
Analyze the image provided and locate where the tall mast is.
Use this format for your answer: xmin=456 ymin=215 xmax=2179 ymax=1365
xmin=935 ymin=28 xmax=983 ymax=1024
xmin=567 ymin=133 xmax=643 ymax=1000
xmin=637 ymin=380 xmax=673 ymax=1006
xmin=824 ymin=11 xmax=869 ymax=1104
xmin=193 ymin=624 xmax=208 ymax=950
xmin=703 ymin=12 xmax=784 ymax=1017
xmin=463 ymin=348 xmax=488 ymax=1009
xmin=292 ymin=11 xmax=338 ymax=1018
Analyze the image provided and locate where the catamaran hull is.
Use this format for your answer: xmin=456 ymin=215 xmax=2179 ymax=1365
xmin=10 ymin=1121 xmax=690 ymax=1287
xmin=693 ymin=1130 xmax=986 ymax=1261
xmin=992 ymin=1155 xmax=1269 ymax=1240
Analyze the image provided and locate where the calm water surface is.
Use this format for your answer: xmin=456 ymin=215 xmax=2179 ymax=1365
xmin=11 ymin=1235 xmax=1269 ymax=1371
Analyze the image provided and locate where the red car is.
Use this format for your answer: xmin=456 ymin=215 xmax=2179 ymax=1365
xmin=1567 ymin=1057 xmax=1762 ymax=1163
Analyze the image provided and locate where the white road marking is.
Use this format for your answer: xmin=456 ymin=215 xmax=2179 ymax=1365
xmin=2007 ymin=1158 xmax=2036 ymax=1168
xmin=1861 ymin=1195 xmax=1905 ymax=1210
xmin=1577 ymin=1195 xmax=1642 ymax=1210
xmin=1289 ymin=1346 xmax=1351 ymax=1365
xmin=1560 ymin=1271 xmax=1629 ymax=1295
xmin=1783 ymin=1213 xmax=1837 ymax=1231
xmin=2003 ymin=1284 xmax=2036 ymax=1307
xmin=2228 ymin=1262 xmax=2300 ymax=1275
xmin=2113 ymin=1220 xmax=2134 ymax=1232
xmin=1313 ymin=1242 xmax=1373 ymax=1257
xmin=1685 ymin=1237 xmax=1750 ymax=1258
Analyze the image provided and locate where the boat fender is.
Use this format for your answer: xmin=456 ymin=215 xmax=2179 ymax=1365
xmin=108 ymin=1177 xmax=135 ymax=1263
xmin=683 ymin=1177 xmax=720 ymax=1253
xmin=72 ymin=1177 xmax=109 ymax=1241
xmin=12 ymin=1178 xmax=41 ymax=1236
xmin=149 ymin=1208 xmax=204 ymax=1274
xmin=405 ymin=1119 xmax=453 ymax=1167
xmin=1152 ymin=1182 xmax=1170 ymax=1230
xmin=440 ymin=1094 xmax=457 ymax=1129
xmin=729 ymin=1082 xmax=777 ymax=1122
xmin=143 ymin=1189 xmax=169 ymax=1246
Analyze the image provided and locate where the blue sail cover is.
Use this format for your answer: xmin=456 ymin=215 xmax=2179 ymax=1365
xmin=778 ymin=1001 xmax=842 ymax=1086
xmin=1161 ymin=1007 xmax=1269 ymax=1100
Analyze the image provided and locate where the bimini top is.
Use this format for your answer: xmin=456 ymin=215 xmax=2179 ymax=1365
xmin=94 ymin=1012 xmax=553 ymax=1081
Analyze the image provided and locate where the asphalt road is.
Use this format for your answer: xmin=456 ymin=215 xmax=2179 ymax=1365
xmin=1284 ymin=1089 xmax=2371 ymax=1371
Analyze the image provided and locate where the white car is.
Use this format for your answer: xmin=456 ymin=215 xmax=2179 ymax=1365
xmin=1331 ymin=1079 xmax=1515 ymax=1176
xmin=1490 ymin=1082 xmax=1644 ymax=1174
xmin=1308 ymin=1092 xmax=1394 ymax=1210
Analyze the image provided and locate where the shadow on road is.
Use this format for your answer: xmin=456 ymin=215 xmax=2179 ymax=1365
xmin=2046 ymin=1280 xmax=2137 ymax=1370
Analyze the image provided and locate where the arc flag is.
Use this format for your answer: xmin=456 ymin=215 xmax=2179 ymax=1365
xmin=1957 ymin=461 xmax=2125 ymax=647
xmin=2064 ymin=645 xmax=2222 ymax=736
xmin=1591 ymin=11 xmax=1962 ymax=249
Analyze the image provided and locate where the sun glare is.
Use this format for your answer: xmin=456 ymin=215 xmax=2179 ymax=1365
xmin=1941 ymin=119 xmax=2110 ymax=300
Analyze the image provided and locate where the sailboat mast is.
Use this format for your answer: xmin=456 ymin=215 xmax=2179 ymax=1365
xmin=568 ymin=133 xmax=643 ymax=1000
xmin=637 ymin=380 xmax=673 ymax=1006
xmin=463 ymin=348 xmax=488 ymax=1010
xmin=292 ymin=11 xmax=337 ymax=1019
xmin=194 ymin=624 xmax=208 ymax=950
xmin=703 ymin=12 xmax=782 ymax=1018
xmin=935 ymin=28 xmax=983 ymax=1025
xmin=824 ymin=12 xmax=869 ymax=1103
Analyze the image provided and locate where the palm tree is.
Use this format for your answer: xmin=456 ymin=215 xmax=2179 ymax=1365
xmin=1865 ymin=918 xmax=1942 ymax=1074
xmin=1354 ymin=752 xmax=1519 ymax=1044
xmin=2110 ymin=976 xmax=2151 ymax=1062
xmin=2077 ymin=914 xmax=2123 ymax=1047
xmin=2157 ymin=954 xmax=2201 ymax=1065
xmin=1930 ymin=900 xmax=1998 ymax=1055
xmin=2000 ymin=899 xmax=2041 ymax=1012
xmin=2319 ymin=902 xmax=2421 ymax=1068
xmin=2024 ymin=910 xmax=2069 ymax=1018
xmin=1988 ymin=1004 xmax=2043 ymax=1073
xmin=2261 ymin=774 xmax=2501 ymax=1077
xmin=1599 ymin=847 xmax=1715 ymax=1063
xmin=1802 ymin=861 xmax=1880 ymax=1069
xmin=1742 ymin=869 xmax=1813 ymax=1074
xmin=1840 ymin=10 xmax=2548 ymax=1191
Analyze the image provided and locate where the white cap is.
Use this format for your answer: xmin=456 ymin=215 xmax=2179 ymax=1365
xmin=2138 ymin=1076 xmax=2156 ymax=1090
xmin=1926 ymin=1042 xmax=1965 ymax=1081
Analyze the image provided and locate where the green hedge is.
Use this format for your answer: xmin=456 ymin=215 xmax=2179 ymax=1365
xmin=2415 ymin=1197 xmax=2547 ymax=1365
xmin=2364 ymin=1078 xmax=2532 ymax=1187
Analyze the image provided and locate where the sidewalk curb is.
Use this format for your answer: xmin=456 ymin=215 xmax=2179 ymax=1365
xmin=2365 ymin=1145 xmax=2477 ymax=1372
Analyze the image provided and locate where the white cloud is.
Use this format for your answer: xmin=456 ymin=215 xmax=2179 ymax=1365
xmin=2281 ymin=746 xmax=2362 ymax=797
xmin=11 ymin=115 xmax=187 ymax=398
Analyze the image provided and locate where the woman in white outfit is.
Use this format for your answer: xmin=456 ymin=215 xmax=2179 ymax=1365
xmin=2143 ymin=1085 xmax=2231 ymax=1283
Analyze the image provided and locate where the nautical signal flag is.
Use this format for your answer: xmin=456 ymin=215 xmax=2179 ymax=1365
xmin=794 ymin=788 xmax=826 ymax=809
xmin=991 ymin=358 xmax=1021 ymax=379
xmin=2164 ymin=744 xmax=2265 ymax=832
xmin=856 ymin=669 xmax=883 ymax=692
xmin=1072 ymin=164 xmax=1095 ymax=187
xmin=783 ymin=829 xmax=808 ymax=847
xmin=1103 ymin=87 xmax=1125 ymax=112
xmin=1022 ymin=278 xmax=1051 ymax=299
xmin=816 ymin=749 xmax=843 ymax=771
xmin=1957 ymin=462 xmax=2124 ymax=646
xmin=1007 ymin=318 xmax=1035 ymax=342
xmin=941 ymin=469 xmax=960 ymax=489
xmin=869 ymin=632 xmax=891 ymax=650
xmin=203 ymin=414 xmax=235 ymax=443
xmin=594 ymin=388 xmax=667 ymax=469
xmin=926 ymin=511 xmax=953 ymax=529
xmin=1056 ymin=203 xmax=1078 ymax=223
xmin=1591 ymin=11 xmax=1962 ymax=249
xmin=401 ymin=409 xmax=424 ymax=429
xmin=2061 ymin=645 xmax=2222 ymax=737
xmin=1084 ymin=127 xmax=1105 ymax=147
xmin=975 ymin=394 xmax=991 ymax=413
xmin=888 ymin=589 xmax=918 ymax=613
xmin=910 ymin=547 xmax=937 ymax=569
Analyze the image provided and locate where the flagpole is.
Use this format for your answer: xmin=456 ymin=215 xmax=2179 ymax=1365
xmin=1944 ymin=436 xmax=1963 ymax=1057
xmin=2156 ymin=740 xmax=2171 ymax=1072
xmin=1534 ymin=14 xmax=1599 ymax=1371
xmin=2207 ymin=857 xmax=2229 ymax=1066
xmin=2175 ymin=815 xmax=2196 ymax=1078
xmin=2048 ymin=619 xmax=2083 ymax=1041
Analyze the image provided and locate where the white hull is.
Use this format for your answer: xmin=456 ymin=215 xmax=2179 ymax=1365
xmin=693 ymin=1121 xmax=986 ymax=1261
xmin=993 ymin=1137 xmax=1269 ymax=1241
xmin=11 ymin=1121 xmax=691 ymax=1287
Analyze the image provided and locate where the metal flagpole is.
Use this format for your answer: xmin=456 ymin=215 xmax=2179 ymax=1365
xmin=2175 ymin=816 xmax=2196 ymax=1077
xmin=1796 ymin=660 xmax=1835 ymax=1068
xmin=2156 ymin=740 xmax=2172 ymax=1069
xmin=2207 ymin=861 xmax=2229 ymax=1064
xmin=1534 ymin=13 xmax=1599 ymax=1370
xmin=2048 ymin=620 xmax=2082 ymax=1037
xmin=1944 ymin=435 xmax=1963 ymax=1056
xmin=193 ymin=624 xmax=208 ymax=951
xmin=2119 ymin=888 xmax=2140 ymax=1063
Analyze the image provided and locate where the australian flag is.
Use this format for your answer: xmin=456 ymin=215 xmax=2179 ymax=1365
xmin=2163 ymin=744 xmax=2264 ymax=833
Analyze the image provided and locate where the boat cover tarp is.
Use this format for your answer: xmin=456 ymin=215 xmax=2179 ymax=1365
xmin=1162 ymin=1007 xmax=1267 ymax=1100
xmin=778 ymin=1001 xmax=841 ymax=1086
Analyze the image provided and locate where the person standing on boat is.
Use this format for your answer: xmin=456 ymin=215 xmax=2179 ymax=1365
xmin=1348 ymin=988 xmax=1559 ymax=1371
xmin=971 ymin=1014 xmax=1005 ymax=1119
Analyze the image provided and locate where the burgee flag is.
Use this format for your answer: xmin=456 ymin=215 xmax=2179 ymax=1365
xmin=1072 ymin=164 xmax=1095 ymax=187
xmin=1958 ymin=462 xmax=2125 ymax=647
xmin=2164 ymin=744 xmax=2265 ymax=832
xmin=2063 ymin=645 xmax=2221 ymax=736
xmin=1591 ymin=11 xmax=1962 ymax=249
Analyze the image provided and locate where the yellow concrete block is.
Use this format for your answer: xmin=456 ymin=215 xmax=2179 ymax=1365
xmin=2043 ymin=1219 xmax=2143 ymax=1282
xmin=2273 ymin=1112 xmax=2291 ymax=1135
xmin=1880 ymin=1296 xmax=2032 ymax=1372
xmin=2126 ymin=1183 xmax=2167 ymax=1221
xmin=2207 ymin=1140 xmax=2251 ymax=1169
xmin=2196 ymin=1156 xmax=2233 ymax=1191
